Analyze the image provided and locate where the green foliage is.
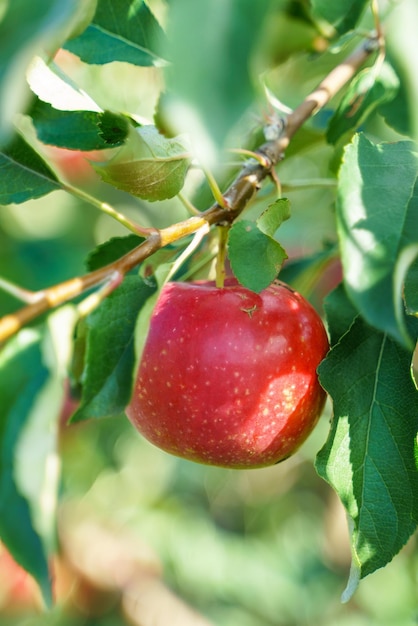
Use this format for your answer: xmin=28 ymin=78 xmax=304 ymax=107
xmin=30 ymin=100 xmax=130 ymax=150
xmin=0 ymin=0 xmax=418 ymax=618
xmin=71 ymin=274 xmax=156 ymax=422
xmin=93 ymin=126 xmax=191 ymax=200
xmin=317 ymin=285 xmax=418 ymax=599
xmin=0 ymin=134 xmax=61 ymax=203
xmin=64 ymin=0 xmax=166 ymax=66
xmin=336 ymin=134 xmax=418 ymax=349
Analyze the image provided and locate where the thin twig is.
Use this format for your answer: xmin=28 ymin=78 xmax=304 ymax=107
xmin=0 ymin=38 xmax=376 ymax=344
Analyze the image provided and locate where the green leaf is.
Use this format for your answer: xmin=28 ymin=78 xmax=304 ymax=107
xmin=316 ymin=313 xmax=418 ymax=595
xmin=164 ymin=0 xmax=271 ymax=149
xmin=86 ymin=235 xmax=145 ymax=271
xmin=0 ymin=0 xmax=81 ymax=146
xmin=327 ymin=64 xmax=400 ymax=144
xmin=72 ymin=274 xmax=157 ymax=422
xmin=30 ymin=100 xmax=130 ymax=151
xmin=64 ymin=0 xmax=166 ymax=66
xmin=337 ymin=134 xmax=418 ymax=348
xmin=27 ymin=56 xmax=101 ymax=112
xmin=0 ymin=134 xmax=61 ymax=204
xmin=227 ymin=220 xmax=287 ymax=293
xmin=257 ymin=198 xmax=291 ymax=237
xmin=311 ymin=0 xmax=368 ymax=36
xmin=93 ymin=126 xmax=191 ymax=201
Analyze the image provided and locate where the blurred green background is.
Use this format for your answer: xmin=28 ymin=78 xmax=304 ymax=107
xmin=1 ymin=409 xmax=417 ymax=625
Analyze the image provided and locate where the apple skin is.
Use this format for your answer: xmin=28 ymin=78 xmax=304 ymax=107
xmin=127 ymin=279 xmax=329 ymax=469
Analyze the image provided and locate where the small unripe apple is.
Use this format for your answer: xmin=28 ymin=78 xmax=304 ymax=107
xmin=127 ymin=279 xmax=329 ymax=469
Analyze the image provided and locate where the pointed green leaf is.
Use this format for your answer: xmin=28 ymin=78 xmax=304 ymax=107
xmin=327 ymin=64 xmax=399 ymax=144
xmin=64 ymin=0 xmax=166 ymax=66
xmin=27 ymin=56 xmax=101 ymax=113
xmin=316 ymin=313 xmax=418 ymax=589
xmin=227 ymin=220 xmax=287 ymax=293
xmin=72 ymin=274 xmax=157 ymax=422
xmin=86 ymin=235 xmax=145 ymax=271
xmin=93 ymin=126 xmax=191 ymax=201
xmin=30 ymin=100 xmax=130 ymax=150
xmin=336 ymin=134 xmax=418 ymax=348
xmin=0 ymin=134 xmax=61 ymax=204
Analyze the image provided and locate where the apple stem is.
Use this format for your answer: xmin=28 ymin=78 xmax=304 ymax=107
xmin=215 ymin=225 xmax=229 ymax=289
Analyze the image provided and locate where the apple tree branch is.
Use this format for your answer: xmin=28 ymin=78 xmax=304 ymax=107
xmin=0 ymin=38 xmax=377 ymax=344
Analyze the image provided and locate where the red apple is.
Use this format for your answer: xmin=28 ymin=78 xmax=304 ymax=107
xmin=127 ymin=278 xmax=329 ymax=469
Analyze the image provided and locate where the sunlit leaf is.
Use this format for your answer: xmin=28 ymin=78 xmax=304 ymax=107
xmin=93 ymin=126 xmax=191 ymax=201
xmin=27 ymin=56 xmax=101 ymax=112
xmin=337 ymin=134 xmax=418 ymax=348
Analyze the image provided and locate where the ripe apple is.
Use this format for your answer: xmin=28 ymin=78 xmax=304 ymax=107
xmin=127 ymin=278 xmax=329 ymax=469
